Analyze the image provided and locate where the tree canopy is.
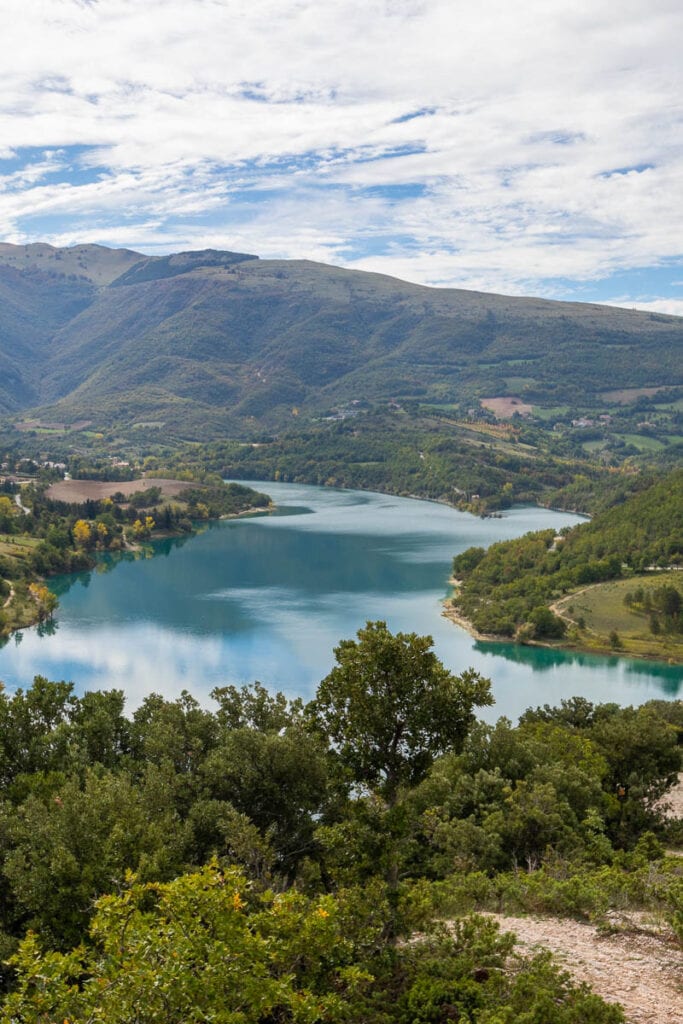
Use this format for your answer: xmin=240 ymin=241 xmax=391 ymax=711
xmin=309 ymin=621 xmax=493 ymax=803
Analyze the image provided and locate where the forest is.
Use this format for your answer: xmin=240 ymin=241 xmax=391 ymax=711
xmin=0 ymin=621 xmax=680 ymax=1022
xmin=161 ymin=412 xmax=641 ymax=517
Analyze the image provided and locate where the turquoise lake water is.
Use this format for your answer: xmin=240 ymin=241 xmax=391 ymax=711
xmin=0 ymin=481 xmax=680 ymax=719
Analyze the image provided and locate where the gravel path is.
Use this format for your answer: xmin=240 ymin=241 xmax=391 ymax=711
xmin=487 ymin=913 xmax=682 ymax=1023
xmin=487 ymin=776 xmax=683 ymax=1022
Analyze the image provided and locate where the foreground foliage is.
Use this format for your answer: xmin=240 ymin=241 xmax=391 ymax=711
xmin=0 ymin=625 xmax=679 ymax=1021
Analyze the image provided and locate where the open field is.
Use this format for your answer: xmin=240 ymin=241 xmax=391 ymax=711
xmin=582 ymin=439 xmax=608 ymax=452
xmin=531 ymin=404 xmax=570 ymax=420
xmin=554 ymin=575 xmax=683 ymax=662
xmin=480 ymin=396 xmax=533 ymax=418
xmin=14 ymin=418 xmax=93 ymax=434
xmin=0 ymin=535 xmax=41 ymax=559
xmin=600 ymin=386 xmax=667 ymax=404
xmin=615 ymin=433 xmax=667 ymax=452
xmin=46 ymin=477 xmax=193 ymax=503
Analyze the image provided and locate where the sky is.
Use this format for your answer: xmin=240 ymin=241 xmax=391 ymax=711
xmin=1 ymin=0 xmax=682 ymax=312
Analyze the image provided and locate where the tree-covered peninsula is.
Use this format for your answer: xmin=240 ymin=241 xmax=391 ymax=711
xmin=0 ymin=623 xmax=680 ymax=1022
xmin=450 ymin=468 xmax=683 ymax=660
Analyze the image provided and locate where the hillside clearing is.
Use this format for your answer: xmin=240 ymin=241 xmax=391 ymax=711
xmin=552 ymin=575 xmax=683 ymax=661
xmin=601 ymin=387 xmax=668 ymax=404
xmin=46 ymin=477 xmax=193 ymax=503
xmin=480 ymin=396 xmax=533 ymax=418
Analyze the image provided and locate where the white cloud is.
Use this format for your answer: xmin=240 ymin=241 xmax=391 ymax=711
xmin=0 ymin=0 xmax=681 ymax=297
xmin=603 ymin=297 xmax=683 ymax=316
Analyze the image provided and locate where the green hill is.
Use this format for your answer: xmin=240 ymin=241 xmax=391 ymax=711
xmin=450 ymin=467 xmax=683 ymax=654
xmin=0 ymin=243 xmax=681 ymax=439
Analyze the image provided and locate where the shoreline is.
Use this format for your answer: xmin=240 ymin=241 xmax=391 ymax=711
xmin=0 ymin=502 xmax=276 ymax=641
xmin=232 ymin=474 xmax=592 ymax=520
xmin=442 ymin=590 xmax=683 ymax=667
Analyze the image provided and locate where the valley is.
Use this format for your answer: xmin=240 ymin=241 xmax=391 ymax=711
xmin=0 ymin=243 xmax=680 ymax=1024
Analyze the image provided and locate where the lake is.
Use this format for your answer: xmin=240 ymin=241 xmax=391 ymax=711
xmin=0 ymin=481 xmax=680 ymax=719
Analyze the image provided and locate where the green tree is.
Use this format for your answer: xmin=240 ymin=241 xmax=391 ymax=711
xmin=0 ymin=768 xmax=188 ymax=949
xmin=309 ymin=621 xmax=493 ymax=806
xmin=2 ymin=862 xmax=377 ymax=1024
xmin=201 ymin=724 xmax=328 ymax=878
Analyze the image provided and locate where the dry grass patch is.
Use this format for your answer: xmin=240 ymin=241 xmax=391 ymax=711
xmin=46 ymin=477 xmax=192 ymax=503
xmin=481 ymin=396 xmax=533 ymax=418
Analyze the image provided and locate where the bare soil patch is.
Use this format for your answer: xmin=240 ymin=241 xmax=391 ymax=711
xmin=659 ymin=772 xmax=683 ymax=820
xmin=484 ymin=912 xmax=682 ymax=1023
xmin=480 ymin=396 xmax=533 ymax=418
xmin=46 ymin=477 xmax=192 ymax=503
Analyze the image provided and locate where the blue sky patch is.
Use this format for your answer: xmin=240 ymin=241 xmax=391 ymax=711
xmin=391 ymin=107 xmax=436 ymax=124
xmin=549 ymin=261 xmax=683 ymax=307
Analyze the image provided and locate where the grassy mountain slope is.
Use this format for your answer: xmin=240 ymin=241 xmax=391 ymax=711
xmin=0 ymin=265 xmax=95 ymax=412
xmin=0 ymin=244 xmax=680 ymax=437
xmin=0 ymin=242 xmax=143 ymax=285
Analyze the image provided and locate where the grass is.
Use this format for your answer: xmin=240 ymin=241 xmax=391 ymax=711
xmin=555 ymin=575 xmax=683 ymax=662
xmin=582 ymin=440 xmax=608 ymax=453
xmin=532 ymin=405 xmax=570 ymax=421
xmin=615 ymin=433 xmax=667 ymax=452
xmin=0 ymin=535 xmax=41 ymax=557
xmin=601 ymin=387 xmax=667 ymax=404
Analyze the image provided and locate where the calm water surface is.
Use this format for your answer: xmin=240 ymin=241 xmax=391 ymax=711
xmin=0 ymin=481 xmax=680 ymax=719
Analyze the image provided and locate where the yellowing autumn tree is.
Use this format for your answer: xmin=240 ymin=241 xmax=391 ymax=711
xmin=73 ymin=519 xmax=91 ymax=547
xmin=0 ymin=495 xmax=16 ymax=532
xmin=131 ymin=516 xmax=155 ymax=539
xmin=28 ymin=582 xmax=58 ymax=622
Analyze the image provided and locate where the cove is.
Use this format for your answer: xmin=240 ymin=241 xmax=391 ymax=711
xmin=0 ymin=481 xmax=680 ymax=719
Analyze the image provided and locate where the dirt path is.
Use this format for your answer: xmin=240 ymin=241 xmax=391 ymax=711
xmin=548 ymin=582 xmax=599 ymax=622
xmin=13 ymin=492 xmax=31 ymax=515
xmin=487 ymin=912 xmax=682 ymax=1023
xmin=482 ymin=776 xmax=683 ymax=1022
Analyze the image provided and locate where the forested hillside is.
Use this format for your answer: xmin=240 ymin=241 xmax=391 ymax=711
xmin=0 ymin=623 xmax=680 ymax=1022
xmin=0 ymin=243 xmax=681 ymax=438
xmin=451 ymin=468 xmax=683 ymax=640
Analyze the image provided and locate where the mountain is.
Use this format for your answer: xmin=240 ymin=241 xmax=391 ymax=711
xmin=0 ymin=243 xmax=681 ymax=438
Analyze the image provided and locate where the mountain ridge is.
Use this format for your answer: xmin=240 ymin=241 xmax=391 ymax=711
xmin=0 ymin=243 xmax=680 ymax=438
